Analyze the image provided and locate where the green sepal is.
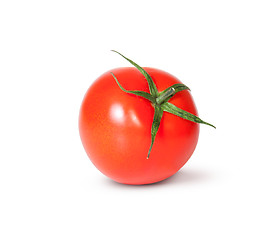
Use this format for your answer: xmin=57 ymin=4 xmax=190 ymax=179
xmin=111 ymin=72 xmax=156 ymax=103
xmin=110 ymin=50 xmax=215 ymax=159
xmin=147 ymin=105 xmax=163 ymax=159
xmin=156 ymin=83 xmax=190 ymax=104
xmin=111 ymin=50 xmax=159 ymax=98
xmin=162 ymin=102 xmax=216 ymax=129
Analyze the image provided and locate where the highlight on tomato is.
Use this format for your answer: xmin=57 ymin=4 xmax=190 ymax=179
xmin=79 ymin=51 xmax=215 ymax=185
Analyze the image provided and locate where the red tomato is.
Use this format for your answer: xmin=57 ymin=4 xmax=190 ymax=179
xmin=79 ymin=67 xmax=200 ymax=185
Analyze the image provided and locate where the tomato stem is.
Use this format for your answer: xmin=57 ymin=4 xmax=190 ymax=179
xmin=156 ymin=87 xmax=176 ymax=105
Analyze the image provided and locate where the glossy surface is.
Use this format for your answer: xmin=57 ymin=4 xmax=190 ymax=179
xmin=79 ymin=67 xmax=199 ymax=185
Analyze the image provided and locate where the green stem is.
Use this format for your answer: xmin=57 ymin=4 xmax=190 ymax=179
xmin=156 ymin=87 xmax=176 ymax=105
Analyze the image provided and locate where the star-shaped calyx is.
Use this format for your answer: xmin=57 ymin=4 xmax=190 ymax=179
xmin=110 ymin=50 xmax=215 ymax=159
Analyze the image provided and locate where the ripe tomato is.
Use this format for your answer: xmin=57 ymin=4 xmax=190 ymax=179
xmin=79 ymin=67 xmax=200 ymax=185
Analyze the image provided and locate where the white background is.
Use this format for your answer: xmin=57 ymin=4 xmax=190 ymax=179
xmin=1 ymin=0 xmax=274 ymax=239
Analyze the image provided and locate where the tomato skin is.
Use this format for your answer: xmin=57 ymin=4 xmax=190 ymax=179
xmin=79 ymin=67 xmax=199 ymax=185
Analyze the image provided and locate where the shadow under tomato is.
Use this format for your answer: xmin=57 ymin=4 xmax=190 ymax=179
xmin=157 ymin=168 xmax=213 ymax=186
xmin=104 ymin=168 xmax=213 ymax=188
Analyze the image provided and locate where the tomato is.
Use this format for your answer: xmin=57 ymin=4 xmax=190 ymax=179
xmin=79 ymin=51 xmax=215 ymax=185
xmin=80 ymin=68 xmax=200 ymax=185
